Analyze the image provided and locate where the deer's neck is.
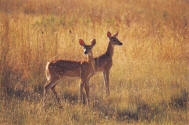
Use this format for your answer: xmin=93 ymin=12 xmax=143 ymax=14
xmin=106 ymin=42 xmax=114 ymax=57
xmin=87 ymin=53 xmax=95 ymax=72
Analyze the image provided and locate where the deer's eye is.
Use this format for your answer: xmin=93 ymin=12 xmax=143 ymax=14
xmin=111 ymin=38 xmax=115 ymax=41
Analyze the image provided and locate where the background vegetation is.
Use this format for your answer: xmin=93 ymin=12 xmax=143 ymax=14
xmin=0 ymin=0 xmax=189 ymax=124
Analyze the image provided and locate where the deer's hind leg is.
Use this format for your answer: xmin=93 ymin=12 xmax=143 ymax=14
xmin=43 ymin=76 xmax=59 ymax=105
xmin=51 ymin=85 xmax=61 ymax=105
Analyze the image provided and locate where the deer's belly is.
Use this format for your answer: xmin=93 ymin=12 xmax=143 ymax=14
xmin=62 ymin=76 xmax=80 ymax=80
xmin=62 ymin=70 xmax=81 ymax=77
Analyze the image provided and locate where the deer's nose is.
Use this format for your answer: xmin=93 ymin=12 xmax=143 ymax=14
xmin=119 ymin=42 xmax=123 ymax=45
xmin=84 ymin=51 xmax=88 ymax=54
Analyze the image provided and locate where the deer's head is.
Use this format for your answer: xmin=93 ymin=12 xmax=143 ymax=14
xmin=79 ymin=39 xmax=96 ymax=56
xmin=107 ymin=31 xmax=123 ymax=46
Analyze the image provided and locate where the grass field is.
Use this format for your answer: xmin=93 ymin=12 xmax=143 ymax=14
xmin=0 ymin=0 xmax=189 ymax=124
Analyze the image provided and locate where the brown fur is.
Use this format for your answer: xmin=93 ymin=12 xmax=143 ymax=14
xmin=94 ymin=32 xmax=123 ymax=96
xmin=43 ymin=39 xmax=96 ymax=105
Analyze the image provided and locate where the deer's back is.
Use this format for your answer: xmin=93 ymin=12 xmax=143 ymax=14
xmin=48 ymin=60 xmax=82 ymax=77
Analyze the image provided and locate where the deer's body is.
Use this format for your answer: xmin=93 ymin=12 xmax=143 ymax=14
xmin=44 ymin=39 xmax=96 ymax=105
xmin=46 ymin=60 xmax=93 ymax=79
xmin=94 ymin=32 xmax=123 ymax=96
xmin=95 ymin=43 xmax=114 ymax=72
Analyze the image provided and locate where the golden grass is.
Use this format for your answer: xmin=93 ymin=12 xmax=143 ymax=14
xmin=0 ymin=0 xmax=189 ymax=124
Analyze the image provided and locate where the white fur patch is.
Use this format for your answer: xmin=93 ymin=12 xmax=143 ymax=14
xmin=46 ymin=62 xmax=50 ymax=81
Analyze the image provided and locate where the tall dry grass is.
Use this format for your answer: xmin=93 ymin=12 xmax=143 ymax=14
xmin=0 ymin=0 xmax=189 ymax=124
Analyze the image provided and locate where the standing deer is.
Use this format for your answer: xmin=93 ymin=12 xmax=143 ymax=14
xmin=43 ymin=39 xmax=96 ymax=105
xmin=94 ymin=31 xmax=123 ymax=96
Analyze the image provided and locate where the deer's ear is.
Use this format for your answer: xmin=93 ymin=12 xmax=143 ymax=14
xmin=113 ymin=32 xmax=119 ymax=37
xmin=91 ymin=39 xmax=96 ymax=46
xmin=107 ymin=31 xmax=111 ymax=38
xmin=79 ymin=39 xmax=85 ymax=46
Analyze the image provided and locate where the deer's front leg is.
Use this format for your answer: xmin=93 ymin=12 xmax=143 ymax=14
xmin=103 ymin=70 xmax=110 ymax=96
xmin=80 ymin=81 xmax=86 ymax=104
xmin=84 ymin=81 xmax=90 ymax=105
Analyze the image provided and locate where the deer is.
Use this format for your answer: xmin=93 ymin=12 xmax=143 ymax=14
xmin=94 ymin=31 xmax=123 ymax=96
xmin=43 ymin=39 xmax=96 ymax=106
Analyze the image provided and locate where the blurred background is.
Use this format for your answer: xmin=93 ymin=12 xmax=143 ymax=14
xmin=0 ymin=0 xmax=189 ymax=124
